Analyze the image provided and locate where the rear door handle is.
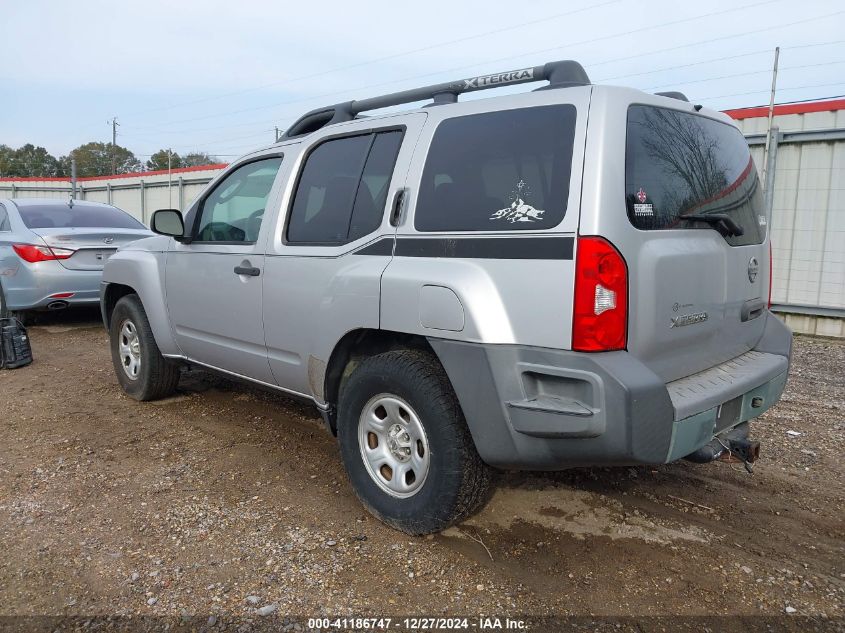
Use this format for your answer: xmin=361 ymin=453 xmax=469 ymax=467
xmin=741 ymin=298 xmax=765 ymax=322
xmin=234 ymin=265 xmax=260 ymax=277
xmin=389 ymin=188 xmax=407 ymax=227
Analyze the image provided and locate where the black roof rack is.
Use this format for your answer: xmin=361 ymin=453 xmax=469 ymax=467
xmin=282 ymin=60 xmax=590 ymax=139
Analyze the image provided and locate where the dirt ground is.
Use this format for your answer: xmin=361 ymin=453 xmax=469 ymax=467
xmin=0 ymin=309 xmax=842 ymax=631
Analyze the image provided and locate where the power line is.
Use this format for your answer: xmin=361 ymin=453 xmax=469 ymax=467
xmin=139 ymin=0 xmax=783 ymax=131
xmin=119 ymin=6 xmax=845 ymax=155
xmin=596 ymin=49 xmax=774 ymax=82
xmin=129 ymin=3 xmax=842 ymax=140
xmin=695 ymin=81 xmax=845 ymax=101
xmin=121 ymin=0 xmax=621 ymax=120
xmin=646 ymin=60 xmax=845 ymax=91
xmin=595 ymin=40 xmax=845 ymax=82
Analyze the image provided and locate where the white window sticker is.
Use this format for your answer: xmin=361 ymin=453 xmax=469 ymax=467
xmin=490 ymin=180 xmax=545 ymax=223
xmin=634 ymin=203 xmax=653 ymax=216
xmin=758 ymin=214 xmax=767 ymax=227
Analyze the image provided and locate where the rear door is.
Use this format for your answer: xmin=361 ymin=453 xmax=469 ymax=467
xmin=583 ymin=92 xmax=769 ymax=382
xmin=262 ymin=114 xmax=426 ymax=398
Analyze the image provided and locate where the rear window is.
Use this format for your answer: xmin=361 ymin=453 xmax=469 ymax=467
xmin=625 ymin=105 xmax=765 ymax=246
xmin=415 ymin=105 xmax=576 ymax=232
xmin=17 ymin=203 xmax=144 ymax=230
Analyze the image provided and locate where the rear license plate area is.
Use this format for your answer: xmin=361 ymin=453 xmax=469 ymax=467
xmin=715 ymin=396 xmax=743 ymax=432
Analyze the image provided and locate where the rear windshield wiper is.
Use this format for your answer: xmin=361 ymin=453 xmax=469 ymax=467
xmin=683 ymin=213 xmax=744 ymax=238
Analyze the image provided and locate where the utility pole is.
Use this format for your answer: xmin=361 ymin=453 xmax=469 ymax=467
xmin=761 ymin=47 xmax=780 ymax=192
xmin=70 ymin=155 xmax=77 ymax=201
xmin=167 ymin=148 xmax=173 ymax=208
xmin=110 ymin=117 xmax=120 ymax=175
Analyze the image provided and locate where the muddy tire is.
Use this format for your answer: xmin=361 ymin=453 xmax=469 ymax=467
xmin=337 ymin=349 xmax=491 ymax=535
xmin=110 ymin=294 xmax=179 ymax=401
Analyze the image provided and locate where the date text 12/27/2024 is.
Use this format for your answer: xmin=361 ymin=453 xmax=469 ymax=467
xmin=306 ymin=617 xmax=528 ymax=630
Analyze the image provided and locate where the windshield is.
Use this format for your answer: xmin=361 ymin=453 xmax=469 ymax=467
xmin=625 ymin=105 xmax=766 ymax=246
xmin=17 ymin=203 xmax=145 ymax=230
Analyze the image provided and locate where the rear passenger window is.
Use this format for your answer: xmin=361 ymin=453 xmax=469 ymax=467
xmin=287 ymin=130 xmax=403 ymax=244
xmin=415 ymin=105 xmax=576 ymax=232
xmin=0 ymin=205 xmax=9 ymax=231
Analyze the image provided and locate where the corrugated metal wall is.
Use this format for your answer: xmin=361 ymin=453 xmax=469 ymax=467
xmin=0 ymin=167 xmax=222 ymax=225
xmin=735 ymin=106 xmax=845 ymax=336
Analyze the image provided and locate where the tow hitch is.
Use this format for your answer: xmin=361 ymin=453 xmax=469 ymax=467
xmin=717 ymin=436 xmax=761 ymax=473
xmin=685 ymin=423 xmax=760 ymax=473
xmin=726 ymin=437 xmax=761 ymax=464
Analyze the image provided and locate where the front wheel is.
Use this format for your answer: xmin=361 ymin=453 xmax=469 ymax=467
xmin=337 ymin=350 xmax=491 ymax=534
xmin=110 ymin=294 xmax=180 ymax=401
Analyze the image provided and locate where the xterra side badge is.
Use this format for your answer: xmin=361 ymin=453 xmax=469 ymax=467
xmin=748 ymin=257 xmax=759 ymax=283
xmin=670 ymin=312 xmax=708 ymax=328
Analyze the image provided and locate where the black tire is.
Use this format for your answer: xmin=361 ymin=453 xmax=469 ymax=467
xmin=337 ymin=349 xmax=491 ymax=535
xmin=0 ymin=281 xmax=30 ymax=326
xmin=110 ymin=294 xmax=180 ymax=401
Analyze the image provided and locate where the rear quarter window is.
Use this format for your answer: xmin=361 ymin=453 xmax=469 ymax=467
xmin=415 ymin=105 xmax=576 ymax=232
xmin=625 ymin=104 xmax=765 ymax=246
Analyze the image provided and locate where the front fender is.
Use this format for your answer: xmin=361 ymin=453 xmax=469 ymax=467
xmin=102 ymin=248 xmax=180 ymax=356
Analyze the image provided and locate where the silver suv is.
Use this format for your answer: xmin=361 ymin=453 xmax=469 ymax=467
xmin=101 ymin=61 xmax=791 ymax=534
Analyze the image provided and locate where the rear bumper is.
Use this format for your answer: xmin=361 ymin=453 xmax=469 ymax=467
xmin=429 ymin=311 xmax=792 ymax=470
xmin=3 ymin=263 xmax=102 ymax=310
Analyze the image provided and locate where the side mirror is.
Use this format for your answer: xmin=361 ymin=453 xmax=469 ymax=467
xmin=151 ymin=209 xmax=185 ymax=240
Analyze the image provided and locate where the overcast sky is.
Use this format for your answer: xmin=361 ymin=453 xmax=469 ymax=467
xmin=1 ymin=0 xmax=843 ymax=160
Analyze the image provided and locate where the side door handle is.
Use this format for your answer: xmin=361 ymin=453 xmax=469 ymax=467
xmin=234 ymin=264 xmax=261 ymax=277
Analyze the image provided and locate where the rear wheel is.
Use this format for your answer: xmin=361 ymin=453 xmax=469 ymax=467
xmin=110 ymin=294 xmax=180 ymax=401
xmin=337 ymin=350 xmax=491 ymax=534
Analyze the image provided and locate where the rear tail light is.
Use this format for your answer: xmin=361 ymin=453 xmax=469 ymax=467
xmin=12 ymin=243 xmax=75 ymax=263
xmin=768 ymin=242 xmax=773 ymax=309
xmin=572 ymin=236 xmax=628 ymax=352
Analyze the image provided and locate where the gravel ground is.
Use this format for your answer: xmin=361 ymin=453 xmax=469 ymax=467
xmin=0 ymin=310 xmax=842 ymax=631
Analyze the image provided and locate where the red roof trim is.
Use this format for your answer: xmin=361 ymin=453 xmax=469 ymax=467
xmin=724 ymin=98 xmax=845 ymax=120
xmin=0 ymin=162 xmax=229 ymax=183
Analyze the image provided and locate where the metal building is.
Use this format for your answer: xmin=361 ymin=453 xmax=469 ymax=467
xmin=726 ymin=99 xmax=845 ymax=337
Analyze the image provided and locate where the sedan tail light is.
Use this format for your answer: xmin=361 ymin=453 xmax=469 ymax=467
xmin=12 ymin=243 xmax=75 ymax=263
xmin=572 ymin=236 xmax=628 ymax=352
